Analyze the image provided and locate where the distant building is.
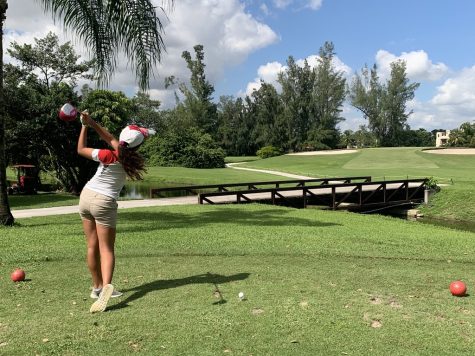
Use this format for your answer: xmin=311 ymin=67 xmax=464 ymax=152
xmin=435 ymin=130 xmax=450 ymax=147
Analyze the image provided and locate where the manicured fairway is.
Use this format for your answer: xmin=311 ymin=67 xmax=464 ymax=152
xmin=241 ymin=147 xmax=475 ymax=183
xmin=1 ymin=204 xmax=474 ymax=354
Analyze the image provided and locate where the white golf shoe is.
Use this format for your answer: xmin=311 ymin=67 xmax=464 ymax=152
xmin=90 ymin=287 xmax=123 ymax=299
xmin=89 ymin=284 xmax=115 ymax=313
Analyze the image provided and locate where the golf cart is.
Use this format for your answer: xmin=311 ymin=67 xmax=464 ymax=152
xmin=8 ymin=164 xmax=39 ymax=195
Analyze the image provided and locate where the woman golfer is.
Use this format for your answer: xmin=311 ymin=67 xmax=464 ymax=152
xmin=77 ymin=111 xmax=155 ymax=313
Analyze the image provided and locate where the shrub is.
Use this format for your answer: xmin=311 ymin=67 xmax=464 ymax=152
xmin=426 ymin=176 xmax=440 ymax=192
xmin=256 ymin=145 xmax=283 ymax=159
xmin=142 ymin=128 xmax=225 ymax=168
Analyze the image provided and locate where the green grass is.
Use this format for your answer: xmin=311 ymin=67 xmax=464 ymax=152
xmin=142 ymin=166 xmax=285 ymax=185
xmin=241 ymin=147 xmax=475 ymax=183
xmin=343 ymin=148 xmax=438 ymax=170
xmin=418 ymin=181 xmax=475 ymax=222
xmin=1 ymin=204 xmax=474 ymax=354
xmin=6 ymin=167 xmax=15 ymax=182
xmin=8 ymin=193 xmax=79 ymax=210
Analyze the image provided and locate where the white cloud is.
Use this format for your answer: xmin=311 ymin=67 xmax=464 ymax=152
xmin=272 ymin=0 xmax=322 ymax=10
xmin=431 ymin=66 xmax=475 ymax=107
xmin=221 ymin=12 xmax=279 ymax=53
xmin=273 ymin=0 xmax=293 ymax=9
xmin=337 ymin=103 xmax=366 ymax=132
xmin=150 ymin=0 xmax=278 ymax=106
xmin=402 ymin=66 xmax=475 ymax=130
xmin=245 ymin=61 xmax=284 ymax=95
xmin=375 ymin=49 xmax=449 ymax=82
xmin=305 ymin=0 xmax=323 ymax=10
xmin=411 ymin=65 xmax=475 ymax=129
xmin=296 ymin=55 xmax=352 ymax=76
xmin=260 ymin=3 xmax=270 ymax=15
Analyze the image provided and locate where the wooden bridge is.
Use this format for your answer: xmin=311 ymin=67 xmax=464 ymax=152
xmin=150 ymin=176 xmax=429 ymax=211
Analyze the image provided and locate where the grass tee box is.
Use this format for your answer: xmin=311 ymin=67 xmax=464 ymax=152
xmin=1 ymin=204 xmax=474 ymax=354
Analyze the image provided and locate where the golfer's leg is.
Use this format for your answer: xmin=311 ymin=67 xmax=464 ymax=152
xmin=96 ymin=224 xmax=116 ymax=285
xmin=82 ymin=219 xmax=103 ymax=289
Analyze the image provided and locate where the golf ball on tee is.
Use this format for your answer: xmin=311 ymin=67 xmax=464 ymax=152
xmin=238 ymin=292 xmax=244 ymax=299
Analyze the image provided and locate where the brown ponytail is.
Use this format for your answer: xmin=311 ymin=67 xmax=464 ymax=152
xmin=118 ymin=146 xmax=147 ymax=180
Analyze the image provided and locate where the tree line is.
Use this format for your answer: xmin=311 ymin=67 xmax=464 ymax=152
xmin=158 ymin=42 xmax=433 ymax=157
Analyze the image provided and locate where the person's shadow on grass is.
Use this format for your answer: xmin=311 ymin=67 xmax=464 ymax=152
xmin=107 ymin=272 xmax=250 ymax=311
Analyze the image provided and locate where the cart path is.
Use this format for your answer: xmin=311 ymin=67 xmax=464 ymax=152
xmin=12 ymin=165 xmax=314 ymax=218
xmin=11 ymin=196 xmax=198 ymax=219
xmin=225 ymin=163 xmax=315 ymax=180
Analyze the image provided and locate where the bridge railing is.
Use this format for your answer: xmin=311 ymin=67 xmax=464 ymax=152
xmin=149 ymin=176 xmax=372 ymax=198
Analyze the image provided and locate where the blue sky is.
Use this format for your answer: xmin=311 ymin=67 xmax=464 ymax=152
xmin=6 ymin=0 xmax=475 ymax=131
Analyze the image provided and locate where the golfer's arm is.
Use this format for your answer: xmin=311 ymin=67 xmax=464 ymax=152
xmin=77 ymin=126 xmax=94 ymax=159
xmin=88 ymin=120 xmax=119 ymax=150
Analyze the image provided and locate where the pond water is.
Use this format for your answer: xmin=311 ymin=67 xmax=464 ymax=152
xmin=120 ymin=182 xmax=190 ymax=199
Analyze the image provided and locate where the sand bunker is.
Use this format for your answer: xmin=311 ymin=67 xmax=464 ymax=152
xmin=424 ymin=148 xmax=475 ymax=155
xmin=286 ymin=149 xmax=358 ymax=156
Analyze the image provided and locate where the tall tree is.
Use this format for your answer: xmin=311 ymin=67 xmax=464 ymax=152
xmin=309 ymin=41 xmax=346 ymax=149
xmin=179 ymin=44 xmax=218 ymax=137
xmin=381 ymin=60 xmax=420 ymax=146
xmin=131 ymin=91 xmax=163 ymax=131
xmin=217 ymin=95 xmax=243 ymax=155
xmin=349 ymin=61 xmax=419 ymax=146
xmin=278 ymin=56 xmax=314 ymax=151
xmin=348 ymin=64 xmax=384 ymax=144
xmin=249 ymin=82 xmax=285 ymax=149
xmin=236 ymin=96 xmax=259 ymax=156
xmin=0 ymin=0 xmax=173 ymax=226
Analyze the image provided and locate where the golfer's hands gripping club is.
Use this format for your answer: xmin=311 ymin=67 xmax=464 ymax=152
xmin=80 ymin=110 xmax=91 ymax=127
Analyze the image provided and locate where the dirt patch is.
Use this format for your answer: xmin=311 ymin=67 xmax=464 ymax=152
xmin=286 ymin=149 xmax=358 ymax=156
xmin=424 ymin=148 xmax=475 ymax=155
xmin=369 ymin=296 xmax=383 ymax=305
xmin=252 ymin=308 xmax=264 ymax=315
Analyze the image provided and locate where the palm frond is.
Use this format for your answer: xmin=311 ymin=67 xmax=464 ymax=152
xmin=36 ymin=0 xmax=174 ymax=90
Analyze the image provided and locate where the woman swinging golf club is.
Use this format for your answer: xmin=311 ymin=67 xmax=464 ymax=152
xmin=77 ymin=111 xmax=155 ymax=313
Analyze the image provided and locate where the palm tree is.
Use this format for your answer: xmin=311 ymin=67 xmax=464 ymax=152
xmin=0 ymin=0 xmax=173 ymax=225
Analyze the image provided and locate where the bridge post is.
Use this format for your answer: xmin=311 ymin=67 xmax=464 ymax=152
xmin=358 ymin=185 xmax=362 ymax=206
xmin=332 ymin=186 xmax=336 ymax=210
